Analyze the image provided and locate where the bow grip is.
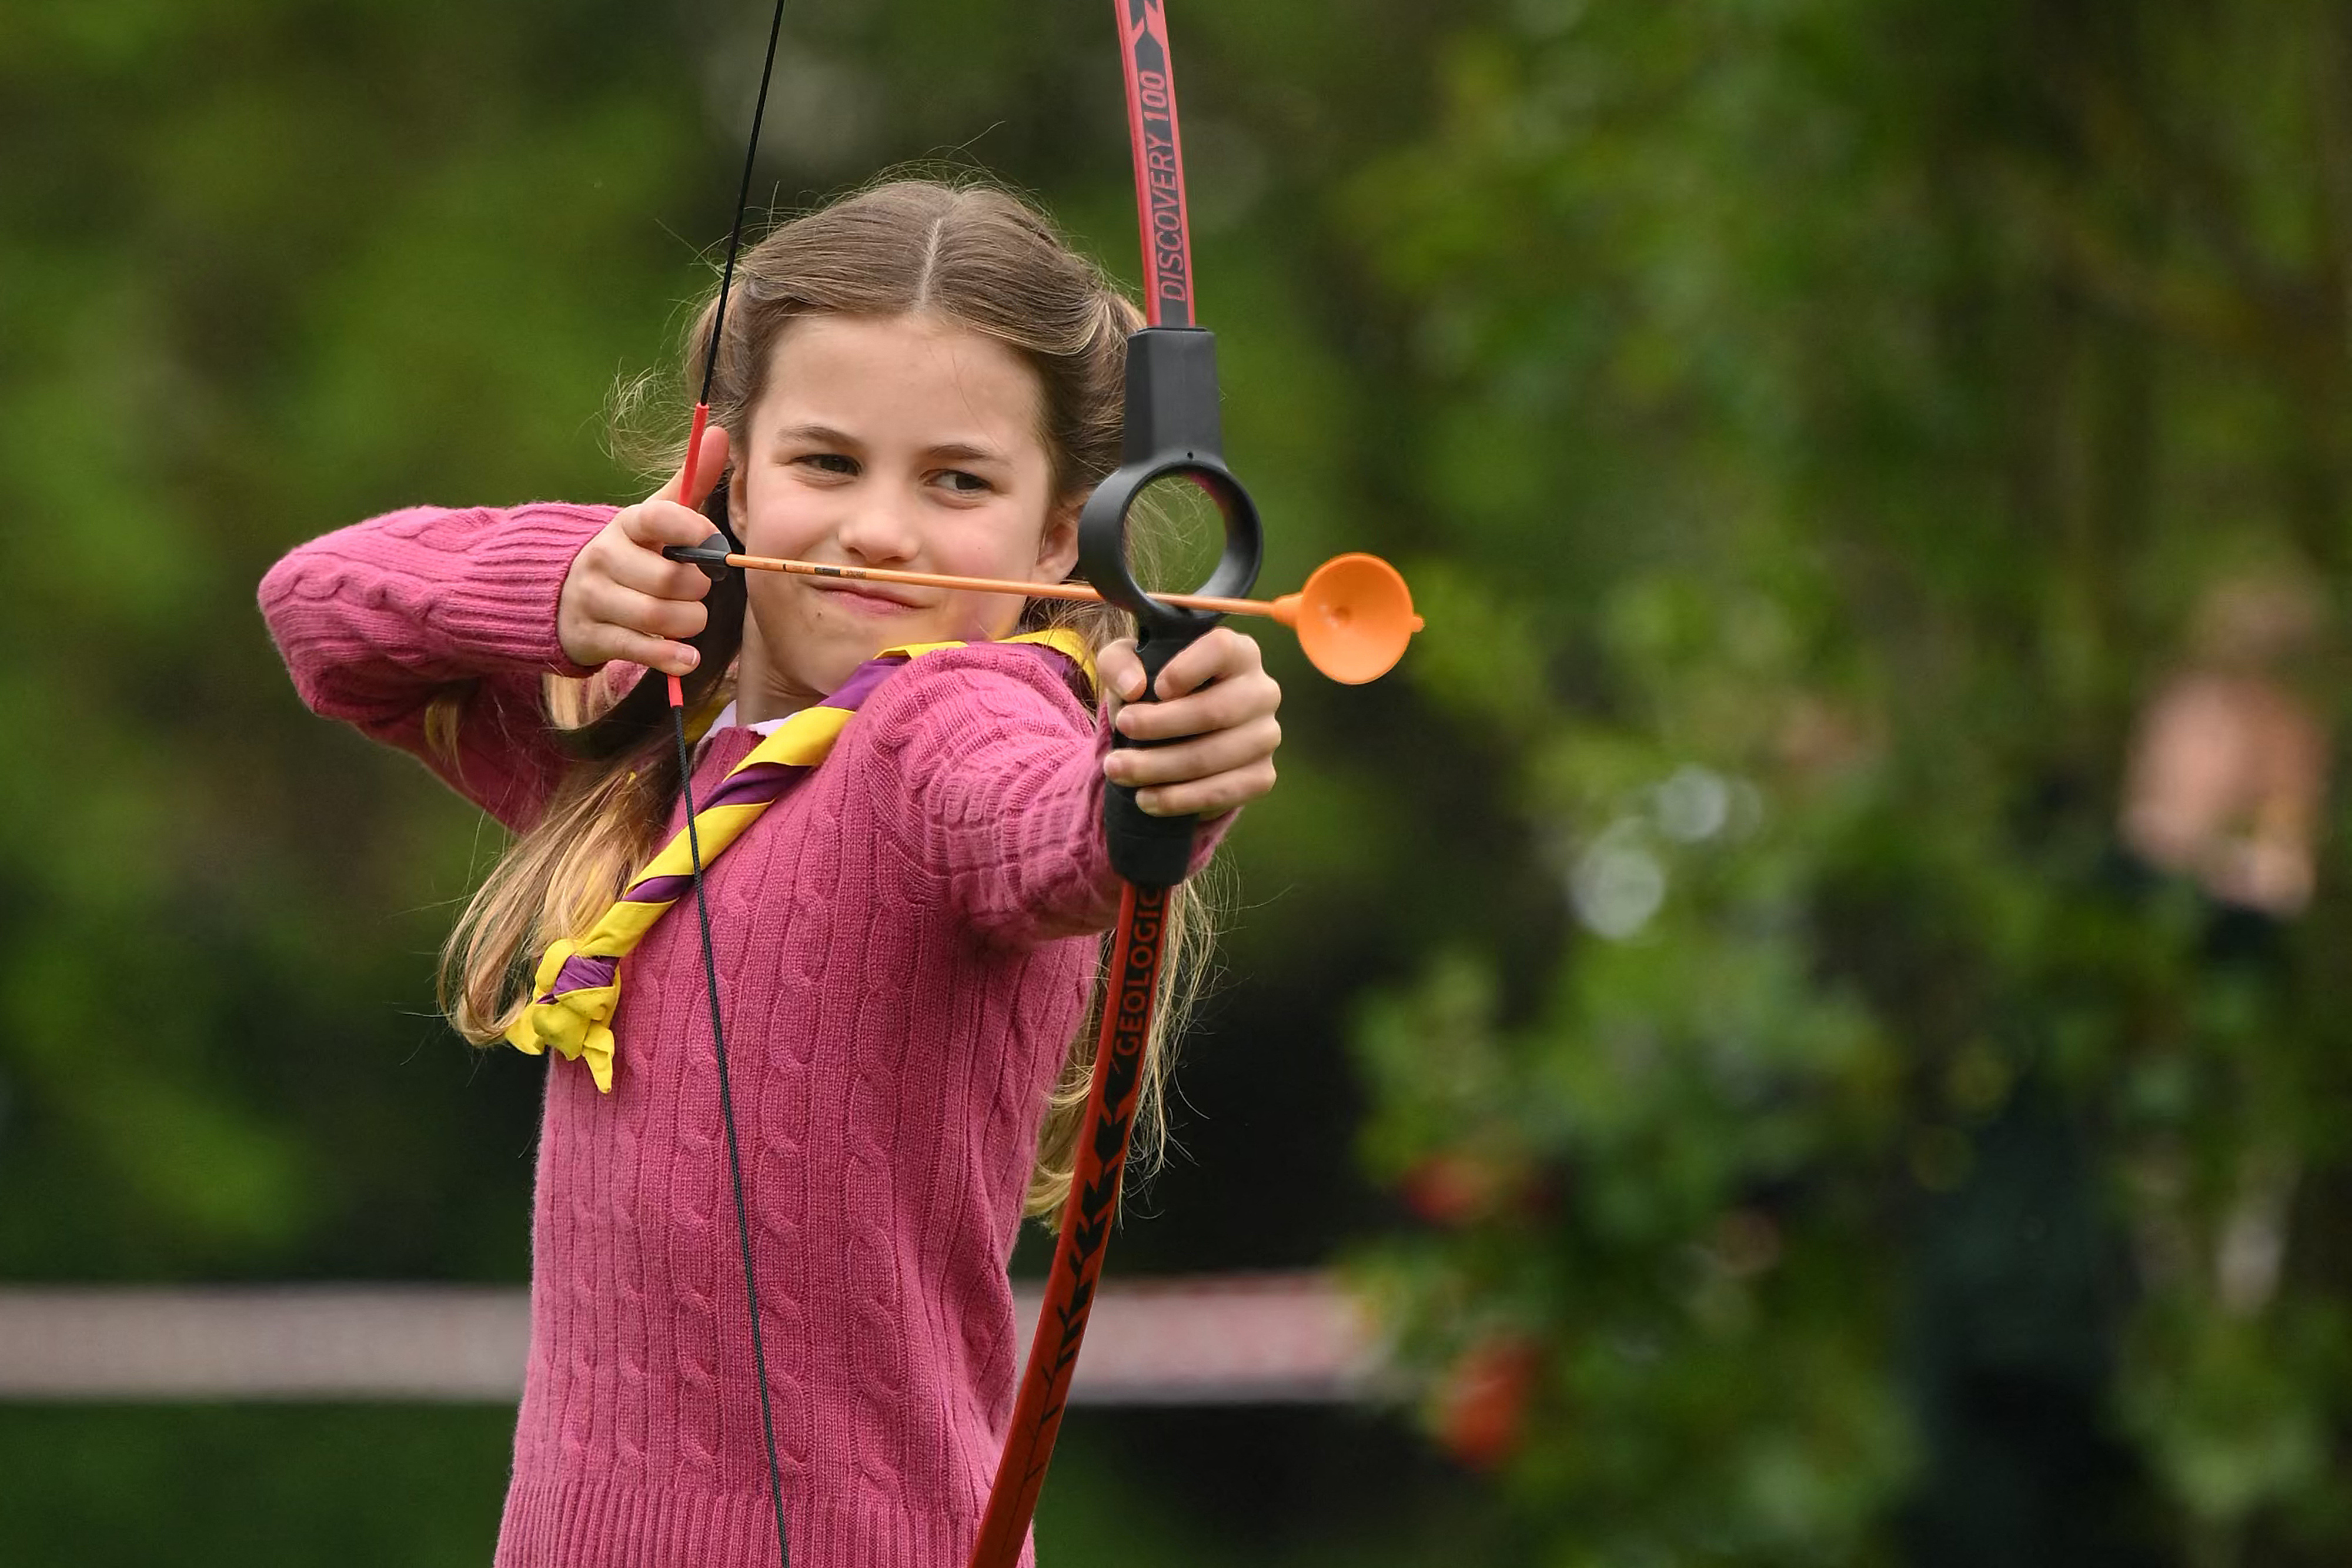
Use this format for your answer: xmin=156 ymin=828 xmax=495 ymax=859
xmin=1101 ymin=630 xmax=1209 ymax=887
xmin=1080 ymin=326 xmax=1262 ymax=887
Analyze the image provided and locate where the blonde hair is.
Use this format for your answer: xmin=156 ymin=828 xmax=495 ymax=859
xmin=434 ymin=178 xmax=1223 ymax=1218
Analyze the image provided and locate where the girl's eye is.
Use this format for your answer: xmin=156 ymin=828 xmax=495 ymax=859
xmin=937 ymin=470 xmax=992 ymax=495
xmin=800 ymin=453 xmax=858 ymax=476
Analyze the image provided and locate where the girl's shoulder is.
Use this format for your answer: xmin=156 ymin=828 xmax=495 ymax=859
xmin=830 ymin=639 xmax=1119 ymax=927
xmin=848 ymin=640 xmax=1100 ymax=757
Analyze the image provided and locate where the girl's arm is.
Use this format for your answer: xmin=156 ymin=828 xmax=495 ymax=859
xmin=259 ymin=426 xmax=743 ymax=832
xmin=856 ymin=637 xmax=1274 ymax=947
xmin=258 ymin=502 xmax=615 ymax=832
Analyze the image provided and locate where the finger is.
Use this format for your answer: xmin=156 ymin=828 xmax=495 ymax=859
xmin=1098 ymin=641 xmax=1146 ymax=700
xmin=1114 ymin=670 xmax=1280 ymax=741
xmin=579 ymin=579 xmax=711 ymax=644
xmin=657 ymin=424 xmax=731 ymax=507
xmin=617 ymin=498 xmax=726 ymax=551
xmin=594 ymin=627 xmax=701 ymax=680
xmin=604 ymin=533 xmax=715 ymax=603
xmin=1107 ymin=716 xmax=1282 ymax=790
xmin=1096 ymin=638 xmax=1142 ymax=717
xmin=1133 ymin=758 xmax=1279 ymax=819
xmin=1149 ymin=627 xmax=1262 ymax=701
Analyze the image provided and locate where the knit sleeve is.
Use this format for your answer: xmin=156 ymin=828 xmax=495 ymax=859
xmin=256 ymin=502 xmax=623 ymax=833
xmin=847 ymin=643 xmax=1233 ymax=947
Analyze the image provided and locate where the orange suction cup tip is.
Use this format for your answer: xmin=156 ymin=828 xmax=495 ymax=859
xmin=1274 ymin=553 xmax=1424 ymax=684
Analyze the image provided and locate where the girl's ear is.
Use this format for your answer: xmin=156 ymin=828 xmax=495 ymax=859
xmin=1037 ymin=495 xmax=1083 ymax=582
xmin=727 ymin=459 xmax=750 ymax=543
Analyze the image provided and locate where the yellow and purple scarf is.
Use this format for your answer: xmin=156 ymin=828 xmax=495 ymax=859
xmin=504 ymin=630 xmax=1093 ymax=1090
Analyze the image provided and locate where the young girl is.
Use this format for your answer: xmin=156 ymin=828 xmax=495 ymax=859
xmin=259 ymin=179 xmax=1281 ymax=1567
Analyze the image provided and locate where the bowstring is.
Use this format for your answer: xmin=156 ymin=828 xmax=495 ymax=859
xmin=673 ymin=703 xmax=790 ymax=1566
xmin=678 ymin=0 xmax=794 ymax=1561
xmin=700 ymin=0 xmax=790 ymax=408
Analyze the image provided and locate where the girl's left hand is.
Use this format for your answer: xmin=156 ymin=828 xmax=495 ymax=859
xmin=1098 ymin=627 xmax=1283 ymax=818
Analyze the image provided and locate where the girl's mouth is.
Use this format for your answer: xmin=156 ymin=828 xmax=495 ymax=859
xmin=810 ymin=581 xmax=926 ymax=615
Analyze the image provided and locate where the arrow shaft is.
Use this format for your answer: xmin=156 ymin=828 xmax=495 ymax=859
xmin=719 ymin=552 xmax=1274 ymax=620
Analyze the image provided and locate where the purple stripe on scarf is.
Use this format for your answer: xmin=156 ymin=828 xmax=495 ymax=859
xmin=626 ymin=872 xmax=696 ymax=906
xmin=698 ymin=760 xmax=800 ymax=815
xmin=823 ymin=656 xmax=906 ymax=712
xmin=546 ymin=952 xmax=619 ymax=998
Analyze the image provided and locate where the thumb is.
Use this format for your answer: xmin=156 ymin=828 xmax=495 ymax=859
xmin=659 ymin=422 xmax=731 ymax=509
xmin=1096 ymin=638 xmax=1144 ymax=720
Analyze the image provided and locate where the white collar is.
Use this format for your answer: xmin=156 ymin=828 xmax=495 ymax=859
xmin=706 ymin=699 xmax=793 ymax=737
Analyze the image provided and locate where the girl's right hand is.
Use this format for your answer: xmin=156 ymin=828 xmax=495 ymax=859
xmin=556 ymin=424 xmax=731 ymax=677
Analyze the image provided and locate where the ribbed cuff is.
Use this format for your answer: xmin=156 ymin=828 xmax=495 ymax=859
xmin=494 ymin=1475 xmax=1034 ymax=1568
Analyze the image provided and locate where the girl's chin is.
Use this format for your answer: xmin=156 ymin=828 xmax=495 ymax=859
xmin=808 ymin=621 xmax=970 ymax=676
xmin=750 ymin=606 xmax=1009 ymax=697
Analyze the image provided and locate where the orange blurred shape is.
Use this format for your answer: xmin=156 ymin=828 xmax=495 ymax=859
xmin=1398 ymin=1151 xmax=1528 ymax=1226
xmin=1435 ymin=1335 xmax=1542 ymax=1469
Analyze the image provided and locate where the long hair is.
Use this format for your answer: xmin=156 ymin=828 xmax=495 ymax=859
xmin=434 ymin=178 xmax=1223 ymax=1218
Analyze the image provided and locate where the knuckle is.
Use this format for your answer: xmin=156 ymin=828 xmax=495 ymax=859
xmin=615 ymin=594 xmax=657 ymax=635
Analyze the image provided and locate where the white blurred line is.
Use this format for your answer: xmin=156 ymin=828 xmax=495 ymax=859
xmin=0 ymin=1285 xmax=530 ymax=1402
xmin=0 ymin=1272 xmax=1385 ymax=1405
xmin=1017 ymin=1271 xmax=1385 ymax=1405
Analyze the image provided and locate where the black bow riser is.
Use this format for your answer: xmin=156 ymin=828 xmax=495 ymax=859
xmin=1077 ymin=325 xmax=1262 ymax=886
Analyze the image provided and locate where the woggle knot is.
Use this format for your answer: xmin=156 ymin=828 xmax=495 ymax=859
xmin=503 ymin=938 xmax=621 ymax=1093
xmin=530 ymin=938 xmax=576 ymax=998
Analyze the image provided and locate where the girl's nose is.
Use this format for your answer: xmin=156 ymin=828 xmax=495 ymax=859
xmin=836 ymin=493 xmax=920 ymax=563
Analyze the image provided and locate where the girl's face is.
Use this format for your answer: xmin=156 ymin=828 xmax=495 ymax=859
xmin=726 ymin=311 xmax=1080 ymax=718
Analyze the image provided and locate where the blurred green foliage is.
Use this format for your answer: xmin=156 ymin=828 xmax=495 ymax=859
xmin=1349 ymin=1 xmax=2352 ymax=1563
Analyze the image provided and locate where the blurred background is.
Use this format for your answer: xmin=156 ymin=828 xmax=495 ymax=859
xmin=8 ymin=0 xmax=2352 ymax=1562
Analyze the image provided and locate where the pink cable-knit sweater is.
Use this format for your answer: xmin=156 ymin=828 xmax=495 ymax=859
xmin=258 ymin=502 xmax=1227 ymax=1567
